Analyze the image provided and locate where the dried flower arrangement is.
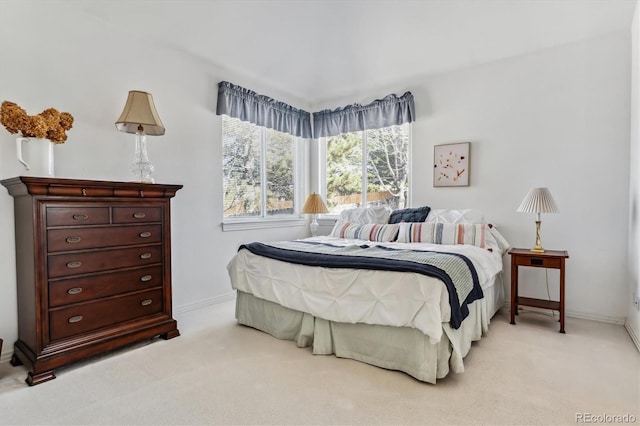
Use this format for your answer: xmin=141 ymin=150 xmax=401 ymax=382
xmin=0 ymin=101 xmax=74 ymax=144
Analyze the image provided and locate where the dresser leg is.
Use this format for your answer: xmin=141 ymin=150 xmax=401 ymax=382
xmin=161 ymin=329 xmax=180 ymax=340
xmin=26 ymin=370 xmax=56 ymax=386
xmin=10 ymin=353 xmax=23 ymax=367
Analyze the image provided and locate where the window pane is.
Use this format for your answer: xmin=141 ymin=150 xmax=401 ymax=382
xmin=366 ymin=123 xmax=410 ymax=210
xmin=222 ymin=116 xmax=262 ymax=218
xmin=326 ymin=131 xmax=364 ymax=214
xmin=265 ymin=128 xmax=295 ymax=216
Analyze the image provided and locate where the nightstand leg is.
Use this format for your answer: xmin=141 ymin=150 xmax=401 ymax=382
xmin=559 ymin=259 xmax=566 ymax=333
xmin=510 ymin=262 xmax=517 ymax=325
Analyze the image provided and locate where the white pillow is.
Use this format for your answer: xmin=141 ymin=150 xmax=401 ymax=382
xmin=488 ymin=225 xmax=511 ymax=254
xmin=425 ymin=209 xmax=485 ymax=224
xmin=339 ymin=206 xmax=390 ymax=224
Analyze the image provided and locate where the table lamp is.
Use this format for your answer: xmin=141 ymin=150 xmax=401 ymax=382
xmin=302 ymin=193 xmax=328 ymax=236
xmin=115 ymin=90 xmax=165 ymax=183
xmin=517 ymin=187 xmax=559 ymax=253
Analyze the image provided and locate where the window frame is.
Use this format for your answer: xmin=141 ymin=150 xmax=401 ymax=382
xmin=221 ymin=116 xmax=307 ymax=231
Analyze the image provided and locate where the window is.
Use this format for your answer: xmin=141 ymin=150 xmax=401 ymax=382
xmin=322 ymin=123 xmax=411 ymax=215
xmin=222 ymin=116 xmax=301 ymax=220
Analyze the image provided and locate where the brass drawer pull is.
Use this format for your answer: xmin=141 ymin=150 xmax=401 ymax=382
xmin=72 ymin=214 xmax=88 ymax=220
xmin=68 ymin=315 xmax=83 ymax=323
xmin=141 ymin=299 xmax=152 ymax=306
xmin=139 ymin=231 xmax=152 ymax=238
xmin=66 ymin=236 xmax=82 ymax=243
xmin=66 ymin=261 xmax=82 ymax=268
xmin=140 ymin=275 xmax=152 ymax=282
xmin=133 ymin=212 xmax=146 ymax=219
xmin=140 ymin=253 xmax=152 ymax=259
xmin=67 ymin=287 xmax=83 ymax=295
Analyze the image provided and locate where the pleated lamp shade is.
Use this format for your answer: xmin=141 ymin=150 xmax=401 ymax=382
xmin=517 ymin=188 xmax=559 ymax=214
xmin=115 ymin=91 xmax=165 ymax=135
xmin=302 ymin=193 xmax=329 ymax=214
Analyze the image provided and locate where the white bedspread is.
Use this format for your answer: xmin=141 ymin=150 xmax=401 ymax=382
xmin=227 ymin=236 xmax=504 ymax=344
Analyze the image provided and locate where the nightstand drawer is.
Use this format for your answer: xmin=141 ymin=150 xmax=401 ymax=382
xmin=49 ymin=265 xmax=163 ymax=307
xmin=519 ymin=256 xmax=561 ymax=268
xmin=47 ymin=224 xmax=162 ymax=252
xmin=47 ymin=207 xmax=110 ymax=226
xmin=48 ymin=245 xmax=162 ymax=278
xmin=113 ymin=207 xmax=162 ymax=223
xmin=49 ymin=289 xmax=164 ymax=341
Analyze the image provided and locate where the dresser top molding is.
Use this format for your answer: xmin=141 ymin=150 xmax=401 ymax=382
xmin=1 ymin=176 xmax=183 ymax=199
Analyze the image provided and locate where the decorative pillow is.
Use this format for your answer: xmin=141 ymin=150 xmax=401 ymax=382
xmin=488 ymin=224 xmax=511 ymax=254
xmin=397 ymin=222 xmax=491 ymax=248
xmin=339 ymin=206 xmax=390 ymax=224
xmin=331 ymin=221 xmax=400 ymax=242
xmin=388 ymin=206 xmax=431 ymax=224
xmin=424 ymin=209 xmax=485 ymax=224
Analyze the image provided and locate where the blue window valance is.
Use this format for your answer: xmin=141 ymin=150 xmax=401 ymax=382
xmin=216 ymin=81 xmax=312 ymax=138
xmin=312 ymin=91 xmax=415 ymax=138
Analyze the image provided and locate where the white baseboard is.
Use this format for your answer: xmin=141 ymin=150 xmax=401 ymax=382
xmin=504 ymin=303 xmax=626 ymax=325
xmin=625 ymin=321 xmax=640 ymax=352
xmin=174 ymin=291 xmax=236 ymax=315
xmin=2 ymin=296 xmax=633 ymax=362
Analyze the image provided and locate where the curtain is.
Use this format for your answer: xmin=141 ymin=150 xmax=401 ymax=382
xmin=216 ymin=81 xmax=312 ymax=138
xmin=312 ymin=92 xmax=415 ymax=138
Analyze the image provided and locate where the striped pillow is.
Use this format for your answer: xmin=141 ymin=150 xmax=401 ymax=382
xmin=330 ymin=221 xmax=400 ymax=242
xmin=397 ymin=222 xmax=489 ymax=248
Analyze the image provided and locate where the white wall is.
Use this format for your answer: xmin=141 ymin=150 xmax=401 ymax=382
xmin=627 ymin=0 xmax=640 ymax=349
xmin=0 ymin=1 xmax=634 ymax=360
xmin=312 ymin=31 xmax=632 ymax=325
xmin=0 ymin=1 xmax=311 ymax=360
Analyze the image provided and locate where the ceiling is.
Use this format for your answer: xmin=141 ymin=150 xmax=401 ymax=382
xmin=71 ymin=0 xmax=636 ymax=106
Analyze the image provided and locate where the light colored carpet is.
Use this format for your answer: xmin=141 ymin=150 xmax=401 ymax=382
xmin=0 ymin=299 xmax=638 ymax=425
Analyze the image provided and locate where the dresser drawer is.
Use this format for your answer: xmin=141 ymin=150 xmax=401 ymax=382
xmin=48 ymin=245 xmax=162 ymax=278
xmin=49 ymin=289 xmax=164 ymax=341
xmin=49 ymin=265 xmax=163 ymax=307
xmin=47 ymin=224 xmax=162 ymax=252
xmin=47 ymin=207 xmax=110 ymax=227
xmin=113 ymin=206 xmax=162 ymax=223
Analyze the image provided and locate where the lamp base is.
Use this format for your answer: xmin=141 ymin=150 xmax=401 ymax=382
xmin=309 ymin=215 xmax=320 ymax=237
xmin=132 ymin=131 xmax=155 ymax=183
xmin=530 ymin=220 xmax=545 ymax=253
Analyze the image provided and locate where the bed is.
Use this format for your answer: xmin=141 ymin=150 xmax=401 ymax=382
xmin=227 ymin=208 xmax=510 ymax=383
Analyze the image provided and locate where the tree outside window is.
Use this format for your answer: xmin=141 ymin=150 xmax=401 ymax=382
xmin=222 ymin=116 xmax=296 ymax=218
xmin=325 ymin=123 xmax=410 ymax=214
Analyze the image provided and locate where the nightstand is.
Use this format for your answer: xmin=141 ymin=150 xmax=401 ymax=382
xmin=508 ymin=248 xmax=569 ymax=333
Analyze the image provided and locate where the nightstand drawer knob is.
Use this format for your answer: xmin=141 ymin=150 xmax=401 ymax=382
xmin=141 ymin=299 xmax=152 ymax=306
xmin=139 ymin=231 xmax=152 ymax=238
xmin=67 ymin=287 xmax=83 ymax=295
xmin=140 ymin=253 xmax=152 ymax=259
xmin=140 ymin=275 xmax=152 ymax=282
xmin=72 ymin=214 xmax=88 ymax=220
xmin=68 ymin=315 xmax=83 ymax=323
xmin=66 ymin=261 xmax=82 ymax=268
xmin=530 ymin=258 xmax=543 ymax=266
xmin=65 ymin=236 xmax=82 ymax=244
xmin=133 ymin=212 xmax=146 ymax=219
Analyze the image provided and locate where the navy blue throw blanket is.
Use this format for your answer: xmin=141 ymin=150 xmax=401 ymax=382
xmin=238 ymin=241 xmax=483 ymax=329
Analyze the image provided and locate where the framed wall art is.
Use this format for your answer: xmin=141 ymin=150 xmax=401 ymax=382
xmin=433 ymin=142 xmax=470 ymax=187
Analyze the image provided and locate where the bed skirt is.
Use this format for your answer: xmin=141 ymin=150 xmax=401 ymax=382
xmin=235 ymin=274 xmax=504 ymax=384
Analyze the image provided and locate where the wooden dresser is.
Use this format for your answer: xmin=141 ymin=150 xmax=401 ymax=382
xmin=1 ymin=177 xmax=182 ymax=385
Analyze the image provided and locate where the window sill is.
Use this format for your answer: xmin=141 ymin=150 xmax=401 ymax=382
xmin=222 ymin=217 xmax=307 ymax=232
